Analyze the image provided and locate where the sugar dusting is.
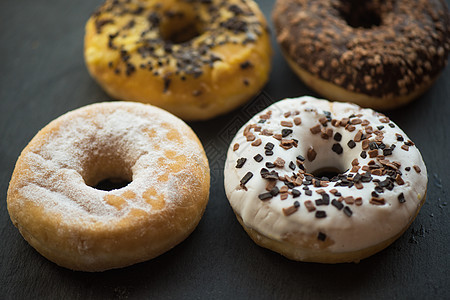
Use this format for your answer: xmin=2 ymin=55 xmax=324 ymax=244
xmin=15 ymin=102 xmax=206 ymax=225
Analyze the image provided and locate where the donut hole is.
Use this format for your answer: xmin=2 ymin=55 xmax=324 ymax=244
xmin=81 ymin=149 xmax=133 ymax=192
xmin=335 ymin=0 xmax=386 ymax=28
xmin=159 ymin=10 xmax=204 ymax=44
xmin=303 ymin=152 xmax=349 ymax=181
xmin=94 ymin=178 xmax=131 ymax=191
xmin=311 ymin=167 xmax=343 ymax=181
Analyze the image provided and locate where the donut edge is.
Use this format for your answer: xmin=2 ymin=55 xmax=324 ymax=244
xmin=6 ymin=101 xmax=211 ymax=272
xmin=281 ymin=53 xmax=439 ymax=110
xmin=232 ymin=191 xmax=426 ymax=263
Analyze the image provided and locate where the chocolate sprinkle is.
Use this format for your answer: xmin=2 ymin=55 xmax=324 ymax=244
xmin=236 ymin=157 xmax=247 ymax=168
xmin=317 ymin=232 xmax=327 ymax=241
xmin=310 ymin=124 xmax=322 ymax=134
xmin=163 ymin=75 xmax=172 ymax=93
xmin=274 ymin=157 xmax=285 ymax=168
xmin=95 ymin=18 xmax=114 ymax=33
xmin=265 ymin=150 xmax=273 ymax=156
xmin=347 ymin=140 xmax=356 ymax=149
xmin=413 ymin=165 xmax=422 ymax=173
xmin=260 ymin=169 xmax=279 ymax=180
xmin=332 ymin=199 xmax=344 ymax=210
xmin=370 ymin=197 xmax=386 ymax=205
xmin=383 ymin=148 xmax=393 ymax=156
xmin=270 ymin=187 xmax=280 ymax=196
xmin=254 ymin=154 xmax=263 ymax=162
xmin=343 ymin=206 xmax=353 ymax=217
xmin=315 ymin=210 xmax=327 ymax=218
xmin=369 ymin=142 xmax=378 ymax=150
xmin=289 ymin=161 xmax=296 ymax=170
xmin=265 ymin=162 xmax=276 ymax=168
xmin=315 ymin=197 xmax=329 ymax=206
xmin=240 ymin=60 xmax=253 ymax=69
xmin=307 ymin=147 xmax=317 ymax=161
xmin=368 ymin=149 xmax=378 ymax=158
xmin=258 ymin=192 xmax=273 ymax=201
xmin=334 ymin=132 xmax=342 ymax=141
xmin=265 ymin=142 xmax=274 ymax=150
xmin=240 ymin=172 xmax=253 ymax=186
xmin=282 ymin=129 xmax=293 ymax=137
xmin=332 ymin=143 xmax=343 ymax=154
xmin=398 ymin=192 xmax=406 ymax=203
xmin=283 ymin=205 xmax=299 ymax=216
xmin=251 ymin=139 xmax=262 ymax=146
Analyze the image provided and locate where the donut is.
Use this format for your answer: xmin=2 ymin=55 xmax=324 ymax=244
xmin=7 ymin=102 xmax=210 ymax=271
xmin=224 ymin=96 xmax=427 ymax=263
xmin=273 ymin=0 xmax=450 ymax=110
xmin=84 ymin=0 xmax=272 ymax=121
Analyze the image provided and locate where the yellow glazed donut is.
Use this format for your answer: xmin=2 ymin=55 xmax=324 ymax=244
xmin=7 ymin=102 xmax=210 ymax=271
xmin=85 ymin=0 xmax=272 ymax=120
xmin=224 ymin=96 xmax=427 ymax=263
xmin=273 ymin=0 xmax=450 ymax=110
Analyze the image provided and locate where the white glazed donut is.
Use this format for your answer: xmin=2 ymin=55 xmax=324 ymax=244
xmin=7 ymin=102 xmax=210 ymax=271
xmin=224 ymin=96 xmax=427 ymax=263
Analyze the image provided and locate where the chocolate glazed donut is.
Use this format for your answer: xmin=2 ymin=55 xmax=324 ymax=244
xmin=273 ymin=0 xmax=450 ymax=109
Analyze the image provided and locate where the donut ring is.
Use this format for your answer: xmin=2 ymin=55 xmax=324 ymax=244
xmin=224 ymin=96 xmax=427 ymax=263
xmin=273 ymin=0 xmax=450 ymax=109
xmin=85 ymin=0 xmax=272 ymax=120
xmin=7 ymin=102 xmax=210 ymax=271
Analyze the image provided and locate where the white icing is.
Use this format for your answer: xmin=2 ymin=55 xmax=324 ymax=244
xmin=224 ymin=96 xmax=427 ymax=253
xmin=15 ymin=102 xmax=206 ymax=227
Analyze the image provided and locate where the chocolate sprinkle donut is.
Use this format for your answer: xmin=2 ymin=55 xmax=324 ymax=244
xmin=273 ymin=0 xmax=450 ymax=109
xmin=85 ymin=0 xmax=272 ymax=120
xmin=224 ymin=96 xmax=428 ymax=263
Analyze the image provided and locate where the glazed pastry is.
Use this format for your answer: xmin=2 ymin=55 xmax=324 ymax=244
xmin=85 ymin=0 xmax=272 ymax=120
xmin=273 ymin=0 xmax=450 ymax=109
xmin=224 ymin=96 xmax=427 ymax=263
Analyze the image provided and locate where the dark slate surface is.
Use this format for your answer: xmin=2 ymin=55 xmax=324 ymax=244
xmin=1 ymin=0 xmax=449 ymax=299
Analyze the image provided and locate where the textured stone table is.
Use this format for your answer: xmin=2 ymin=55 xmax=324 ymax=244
xmin=1 ymin=0 xmax=449 ymax=298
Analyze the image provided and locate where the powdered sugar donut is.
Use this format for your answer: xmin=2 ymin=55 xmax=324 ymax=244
xmin=224 ymin=96 xmax=427 ymax=263
xmin=7 ymin=102 xmax=210 ymax=271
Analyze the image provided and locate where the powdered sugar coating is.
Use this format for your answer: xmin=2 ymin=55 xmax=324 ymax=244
xmin=11 ymin=102 xmax=207 ymax=227
xmin=224 ymin=96 xmax=427 ymax=256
